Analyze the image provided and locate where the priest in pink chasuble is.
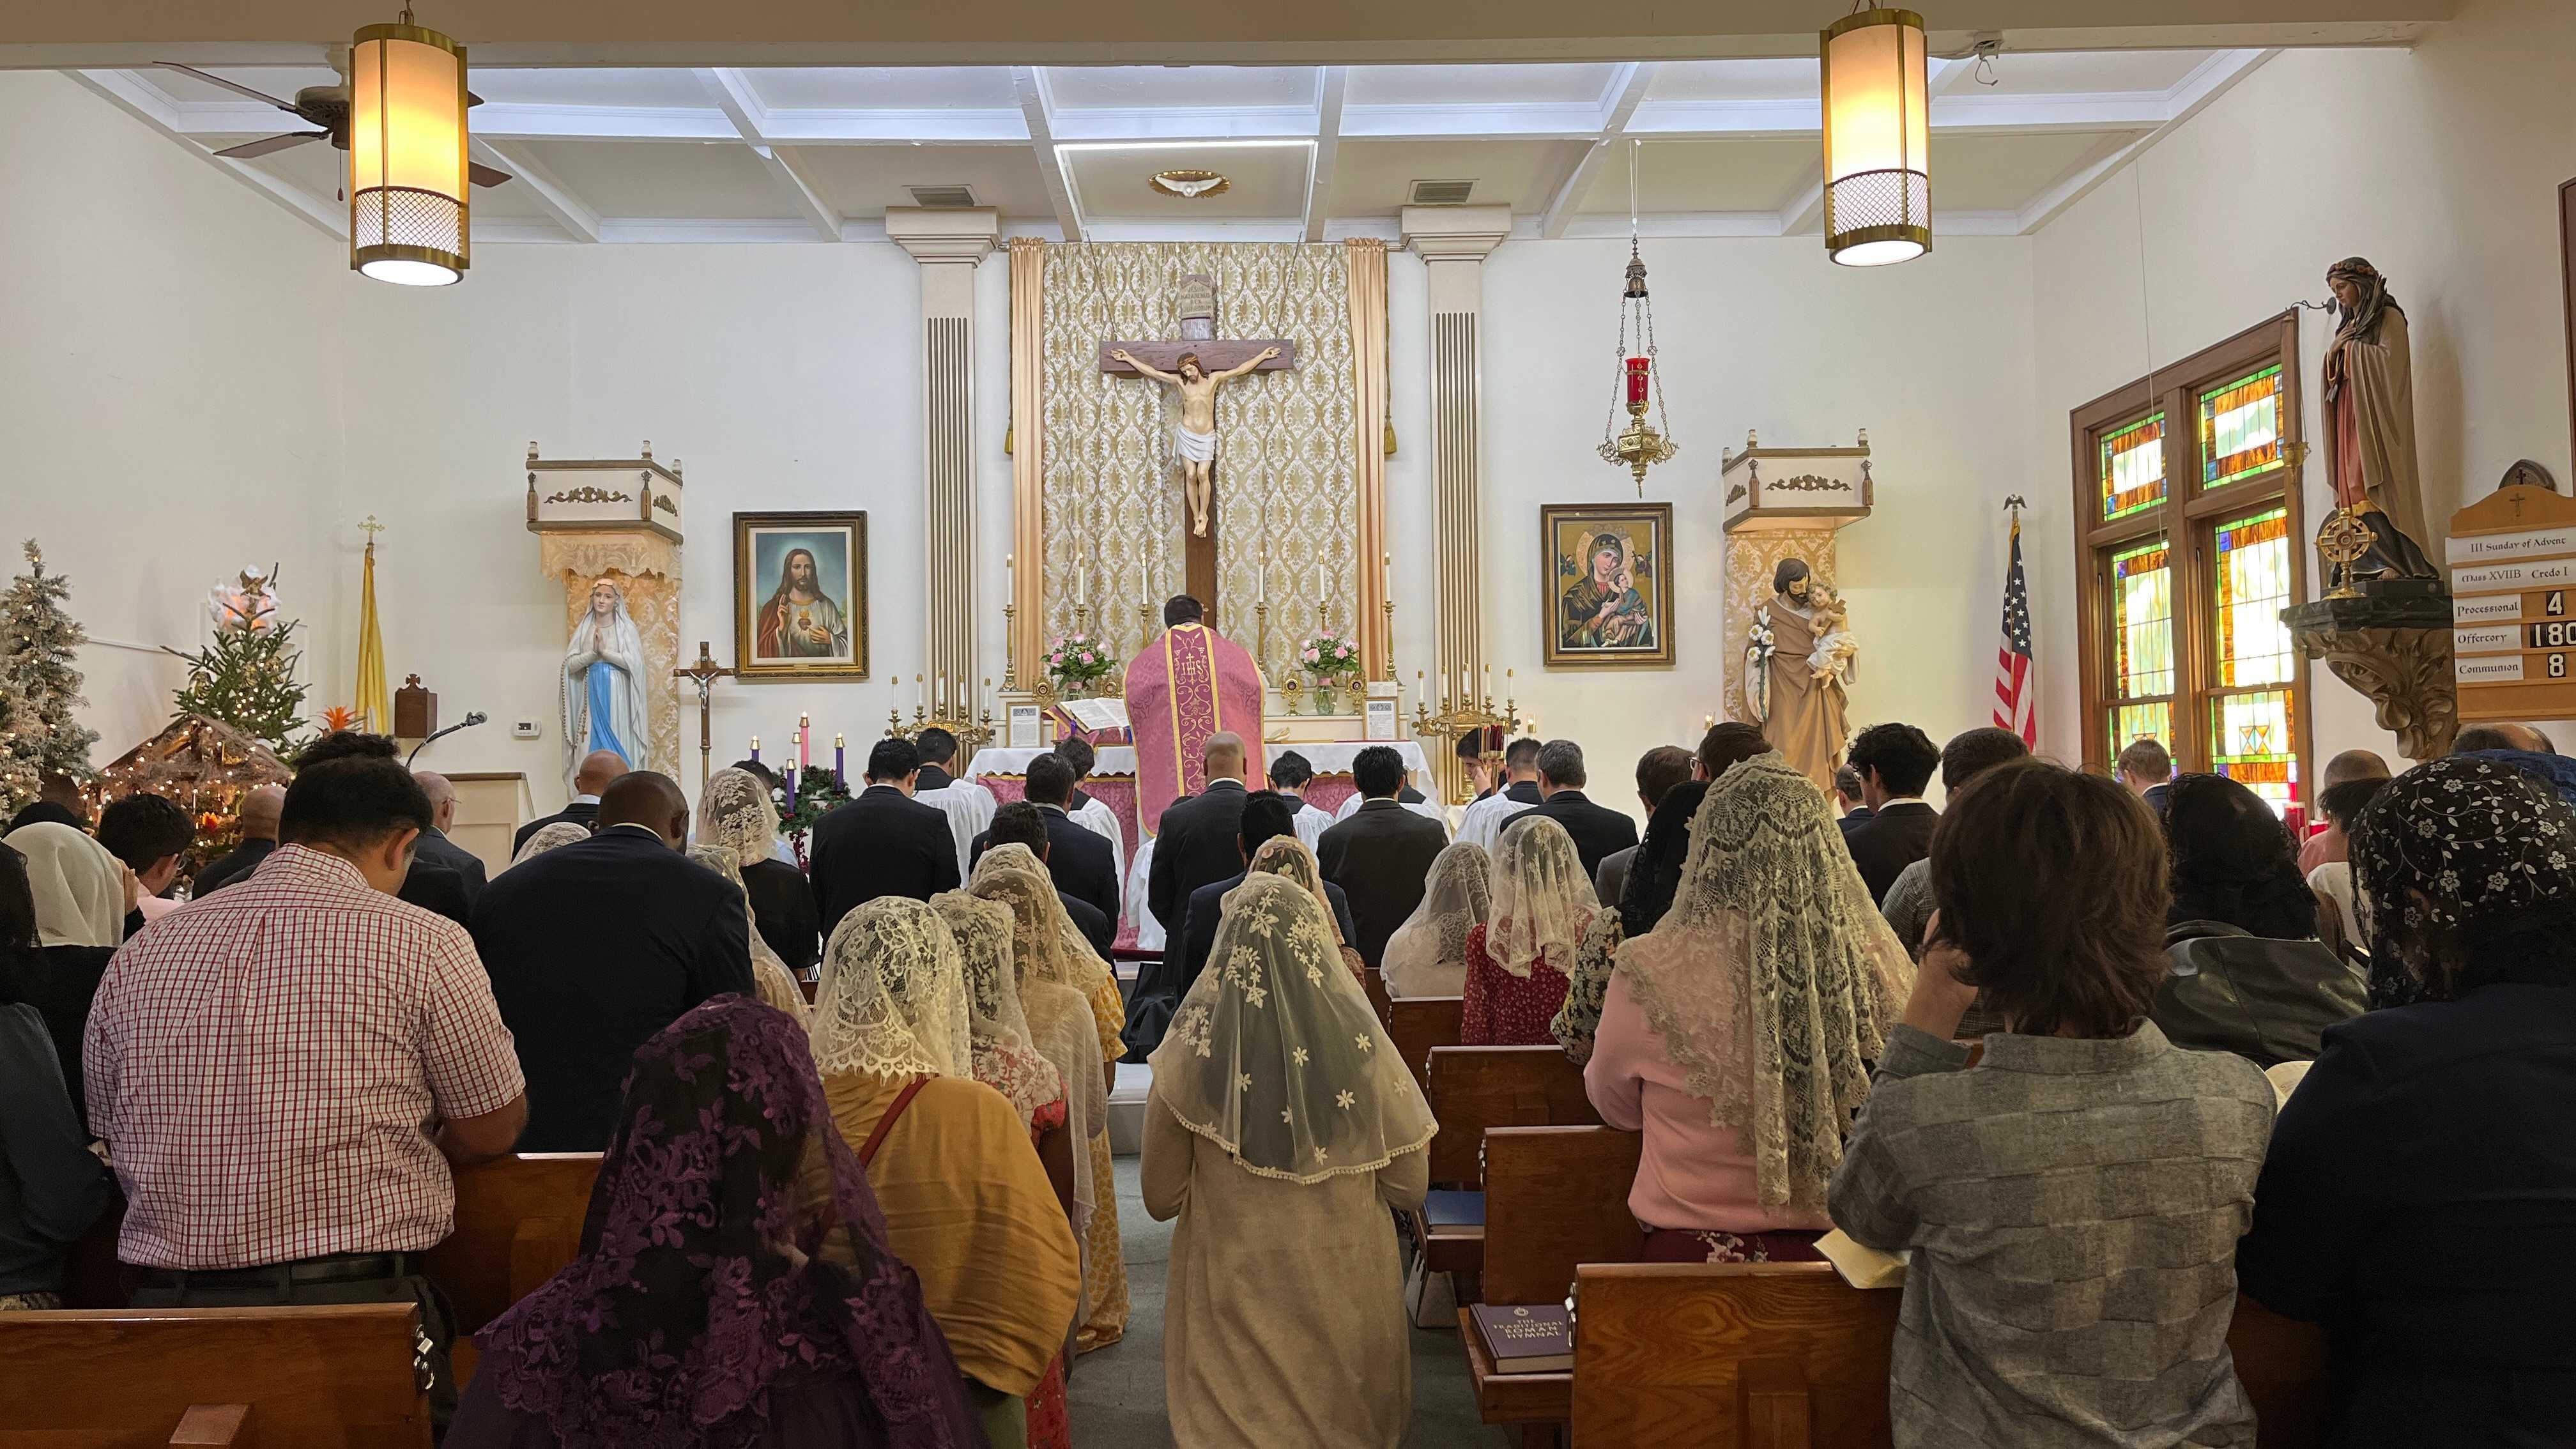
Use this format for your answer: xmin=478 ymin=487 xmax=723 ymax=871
xmin=1125 ymin=594 xmax=1265 ymax=837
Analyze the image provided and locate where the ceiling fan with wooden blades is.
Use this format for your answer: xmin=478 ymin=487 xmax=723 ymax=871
xmin=155 ymin=62 xmax=511 ymax=188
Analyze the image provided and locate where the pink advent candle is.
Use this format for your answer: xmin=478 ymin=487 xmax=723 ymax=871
xmin=799 ymin=716 xmax=811 ymax=771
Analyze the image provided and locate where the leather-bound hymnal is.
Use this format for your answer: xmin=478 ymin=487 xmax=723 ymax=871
xmin=1471 ymin=1302 xmax=1574 ymax=1375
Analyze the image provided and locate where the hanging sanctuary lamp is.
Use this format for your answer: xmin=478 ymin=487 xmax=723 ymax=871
xmin=1597 ymin=141 xmax=1678 ymax=494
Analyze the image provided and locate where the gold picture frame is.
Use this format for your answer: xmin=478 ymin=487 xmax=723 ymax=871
xmin=733 ymin=510 xmax=868 ymax=681
xmin=1542 ymin=501 xmax=1675 ymax=669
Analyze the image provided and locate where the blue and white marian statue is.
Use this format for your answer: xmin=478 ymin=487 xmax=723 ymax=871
xmin=559 ymin=576 xmax=652 ymax=793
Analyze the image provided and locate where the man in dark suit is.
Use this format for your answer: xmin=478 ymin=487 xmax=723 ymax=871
xmin=969 ymin=752 xmax=1120 ymax=926
xmin=1841 ymin=722 xmax=1942 ymax=904
xmin=1515 ymin=740 xmax=1639 ymax=880
xmin=410 ymin=771 xmax=489 ymax=906
xmin=1592 ymin=746 xmax=1697 ymax=909
xmin=1832 ymin=764 xmax=1875 ymax=841
xmin=511 ymin=749 xmax=625 ymax=855
xmin=986 ymin=802 xmax=1115 ymax=957
xmin=193 ymin=784 xmax=284 ymax=895
xmin=1170 ymin=792 xmax=1356 ymax=999
xmin=1319 ymin=745 xmax=1450 ymax=969
xmin=809 ymin=736 xmax=961 ymax=935
xmin=2116 ymin=736 xmax=2175 ymax=820
xmin=1146 ymin=731 xmax=1253 ymax=938
xmin=471 ymin=772 xmax=753 ymax=1151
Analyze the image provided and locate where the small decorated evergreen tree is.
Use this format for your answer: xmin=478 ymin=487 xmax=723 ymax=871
xmin=167 ymin=569 xmax=312 ymax=758
xmin=0 ymin=672 xmax=41 ymax=815
xmin=0 ymin=540 xmax=101 ymax=787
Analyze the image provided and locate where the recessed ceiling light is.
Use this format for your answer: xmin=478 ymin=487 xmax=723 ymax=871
xmin=1151 ymin=169 xmax=1230 ymax=199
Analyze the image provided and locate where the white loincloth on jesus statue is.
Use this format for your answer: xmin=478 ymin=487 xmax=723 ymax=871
xmin=1172 ymin=424 xmax=1218 ymax=464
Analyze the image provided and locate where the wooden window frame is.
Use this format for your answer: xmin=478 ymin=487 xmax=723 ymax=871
xmin=2071 ymin=309 xmax=2315 ymax=806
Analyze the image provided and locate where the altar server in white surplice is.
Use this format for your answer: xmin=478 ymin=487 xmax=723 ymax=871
xmin=1055 ymin=739 xmax=1126 ymax=915
xmin=1268 ymin=752 xmax=1338 ymax=854
xmin=910 ymin=727 xmax=997 ymax=880
xmin=1124 ymin=836 xmax=1164 ymax=951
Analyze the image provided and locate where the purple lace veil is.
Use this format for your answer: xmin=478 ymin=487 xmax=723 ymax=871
xmin=476 ymin=996 xmax=985 ymax=1449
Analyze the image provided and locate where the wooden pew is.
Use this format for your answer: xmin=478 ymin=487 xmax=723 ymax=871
xmin=0 ymin=1303 xmax=431 ymax=1447
xmin=1361 ymin=966 xmax=1393 ymax=1025
xmin=1425 ymin=1045 xmax=1601 ymax=1189
xmin=422 ymin=1152 xmax=604 ymax=1386
xmin=1384 ymin=995 xmax=1464 ymax=1094
xmin=1568 ymin=1263 xmax=2333 ymax=1449
xmin=1453 ymin=1126 xmax=1644 ymax=1447
xmin=1480 ymin=1126 xmax=1641 ymax=1306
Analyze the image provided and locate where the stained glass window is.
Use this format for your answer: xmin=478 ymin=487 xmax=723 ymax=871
xmin=2211 ymin=689 xmax=2299 ymax=814
xmin=2214 ymin=507 xmax=2294 ymax=687
xmin=2201 ymin=364 xmax=2284 ymax=488
xmin=2099 ymin=413 xmax=2166 ymax=521
xmin=2110 ymin=539 xmax=2174 ymax=701
xmin=2110 ymin=702 xmax=2172 ymax=755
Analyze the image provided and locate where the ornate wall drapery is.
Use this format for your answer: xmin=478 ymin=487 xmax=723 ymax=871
xmin=1034 ymin=241 xmax=1359 ymax=680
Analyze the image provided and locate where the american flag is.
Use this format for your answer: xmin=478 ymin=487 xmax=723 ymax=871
xmin=1993 ymin=509 xmax=2039 ymax=746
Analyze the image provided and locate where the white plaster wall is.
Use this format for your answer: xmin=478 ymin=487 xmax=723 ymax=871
xmin=0 ymin=71 xmax=348 ymax=761
xmin=1475 ymin=235 xmax=2039 ymax=816
xmin=2026 ymin=0 xmax=2576 ymax=767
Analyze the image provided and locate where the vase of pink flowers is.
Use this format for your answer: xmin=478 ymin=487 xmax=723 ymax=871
xmin=1044 ymin=632 xmax=1116 ymax=698
xmin=1299 ymin=629 xmax=1361 ymax=714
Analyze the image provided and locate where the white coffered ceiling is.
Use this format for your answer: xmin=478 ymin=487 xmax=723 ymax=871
xmin=71 ymin=50 xmax=2278 ymax=247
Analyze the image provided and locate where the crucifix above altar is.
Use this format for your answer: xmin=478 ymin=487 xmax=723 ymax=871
xmin=1099 ymin=272 xmax=1298 ymax=614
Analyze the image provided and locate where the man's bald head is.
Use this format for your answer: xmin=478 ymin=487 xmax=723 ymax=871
xmin=573 ymin=750 xmax=630 ymax=797
xmin=2320 ymin=749 xmax=2392 ymax=788
xmin=413 ymin=770 xmax=457 ymax=831
xmin=1204 ymin=732 xmax=1246 ymax=784
xmin=596 ymin=771 xmax=690 ymax=847
xmin=236 ymin=784 xmax=286 ymax=841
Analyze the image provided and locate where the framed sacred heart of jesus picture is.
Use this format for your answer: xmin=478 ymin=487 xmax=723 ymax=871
xmin=734 ymin=511 xmax=868 ymax=680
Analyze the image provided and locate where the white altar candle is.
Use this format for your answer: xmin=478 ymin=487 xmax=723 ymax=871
xmin=1315 ymin=564 xmax=1325 ymax=601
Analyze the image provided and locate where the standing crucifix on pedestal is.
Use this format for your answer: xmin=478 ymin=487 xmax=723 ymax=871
xmin=670 ymin=640 xmax=735 ymax=791
xmin=1100 ymin=273 xmax=1297 ymax=613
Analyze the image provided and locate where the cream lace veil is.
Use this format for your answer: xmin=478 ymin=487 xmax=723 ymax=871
xmin=1614 ymin=751 xmax=1913 ymax=1212
xmin=812 ymin=896 xmax=974 ymax=1080
xmin=1381 ymin=841 xmax=1491 ymax=990
xmin=685 ymin=845 xmax=808 ymax=1022
xmin=510 ymin=820 xmax=591 ymax=867
xmin=931 ymin=891 xmax=1064 ymax=1128
xmin=696 ymin=766 xmax=781 ymax=868
xmin=1243 ymin=836 xmax=1342 ymax=946
xmin=967 ymin=845 xmax=1113 ymax=999
xmin=1149 ymin=873 xmax=1436 ymax=1184
xmin=1487 ymin=815 xmax=1599 ymax=979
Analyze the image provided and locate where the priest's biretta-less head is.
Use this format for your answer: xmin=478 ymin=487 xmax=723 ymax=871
xmin=1164 ymin=594 xmax=1205 ymax=627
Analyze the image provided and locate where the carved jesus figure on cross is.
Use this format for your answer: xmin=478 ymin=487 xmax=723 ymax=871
xmin=1111 ymin=346 xmax=1280 ymax=537
xmin=670 ymin=640 xmax=735 ymax=791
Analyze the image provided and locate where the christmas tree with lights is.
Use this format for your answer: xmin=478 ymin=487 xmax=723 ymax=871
xmin=0 ymin=540 xmax=100 ymax=806
xmin=167 ymin=568 xmax=311 ymax=758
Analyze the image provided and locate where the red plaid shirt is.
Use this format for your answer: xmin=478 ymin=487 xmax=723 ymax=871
xmin=84 ymin=845 xmax=524 ymax=1269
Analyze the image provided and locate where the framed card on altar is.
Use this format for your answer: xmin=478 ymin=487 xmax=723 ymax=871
xmin=733 ymin=512 xmax=868 ymax=681
xmin=1006 ymin=703 xmax=1046 ymax=749
xmin=1540 ymin=502 xmax=1675 ymax=669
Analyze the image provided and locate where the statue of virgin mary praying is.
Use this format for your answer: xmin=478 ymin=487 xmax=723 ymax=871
xmin=560 ymin=577 xmax=652 ymax=792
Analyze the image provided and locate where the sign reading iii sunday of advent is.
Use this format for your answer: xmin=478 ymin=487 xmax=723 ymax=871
xmin=2450 ymin=482 xmax=2576 ymax=720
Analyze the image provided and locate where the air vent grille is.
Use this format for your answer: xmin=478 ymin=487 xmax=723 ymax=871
xmin=1408 ymin=179 xmax=1476 ymax=206
xmin=907 ymin=185 xmax=979 ymax=210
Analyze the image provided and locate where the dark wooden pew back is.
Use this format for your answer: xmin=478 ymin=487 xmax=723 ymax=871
xmin=1385 ymin=995 xmax=1464 ymax=1093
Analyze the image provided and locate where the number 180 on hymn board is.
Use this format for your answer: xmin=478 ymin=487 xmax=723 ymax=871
xmin=2450 ymin=481 xmax=2576 ymax=719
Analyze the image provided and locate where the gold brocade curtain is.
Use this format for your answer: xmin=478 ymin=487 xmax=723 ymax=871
xmin=1038 ymin=242 xmax=1358 ymax=680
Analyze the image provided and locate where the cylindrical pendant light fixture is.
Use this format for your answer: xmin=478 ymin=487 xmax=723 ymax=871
xmin=350 ymin=12 xmax=469 ymax=286
xmin=1820 ymin=8 xmax=1931 ymax=267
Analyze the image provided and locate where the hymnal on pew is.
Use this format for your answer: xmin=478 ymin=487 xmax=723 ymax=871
xmin=1469 ymin=1303 xmax=1574 ymax=1374
xmin=1816 ymin=1228 xmax=1908 ymax=1289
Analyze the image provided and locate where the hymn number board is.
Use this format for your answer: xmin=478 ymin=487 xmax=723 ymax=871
xmin=2450 ymin=480 xmax=2576 ymax=720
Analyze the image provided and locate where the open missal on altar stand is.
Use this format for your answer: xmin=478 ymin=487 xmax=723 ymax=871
xmin=1060 ymin=698 xmax=1131 ymax=733
xmin=1469 ymin=1302 xmax=1574 ymax=1375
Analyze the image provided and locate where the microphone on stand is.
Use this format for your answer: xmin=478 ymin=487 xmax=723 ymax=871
xmin=406 ymin=712 xmax=489 ymax=766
